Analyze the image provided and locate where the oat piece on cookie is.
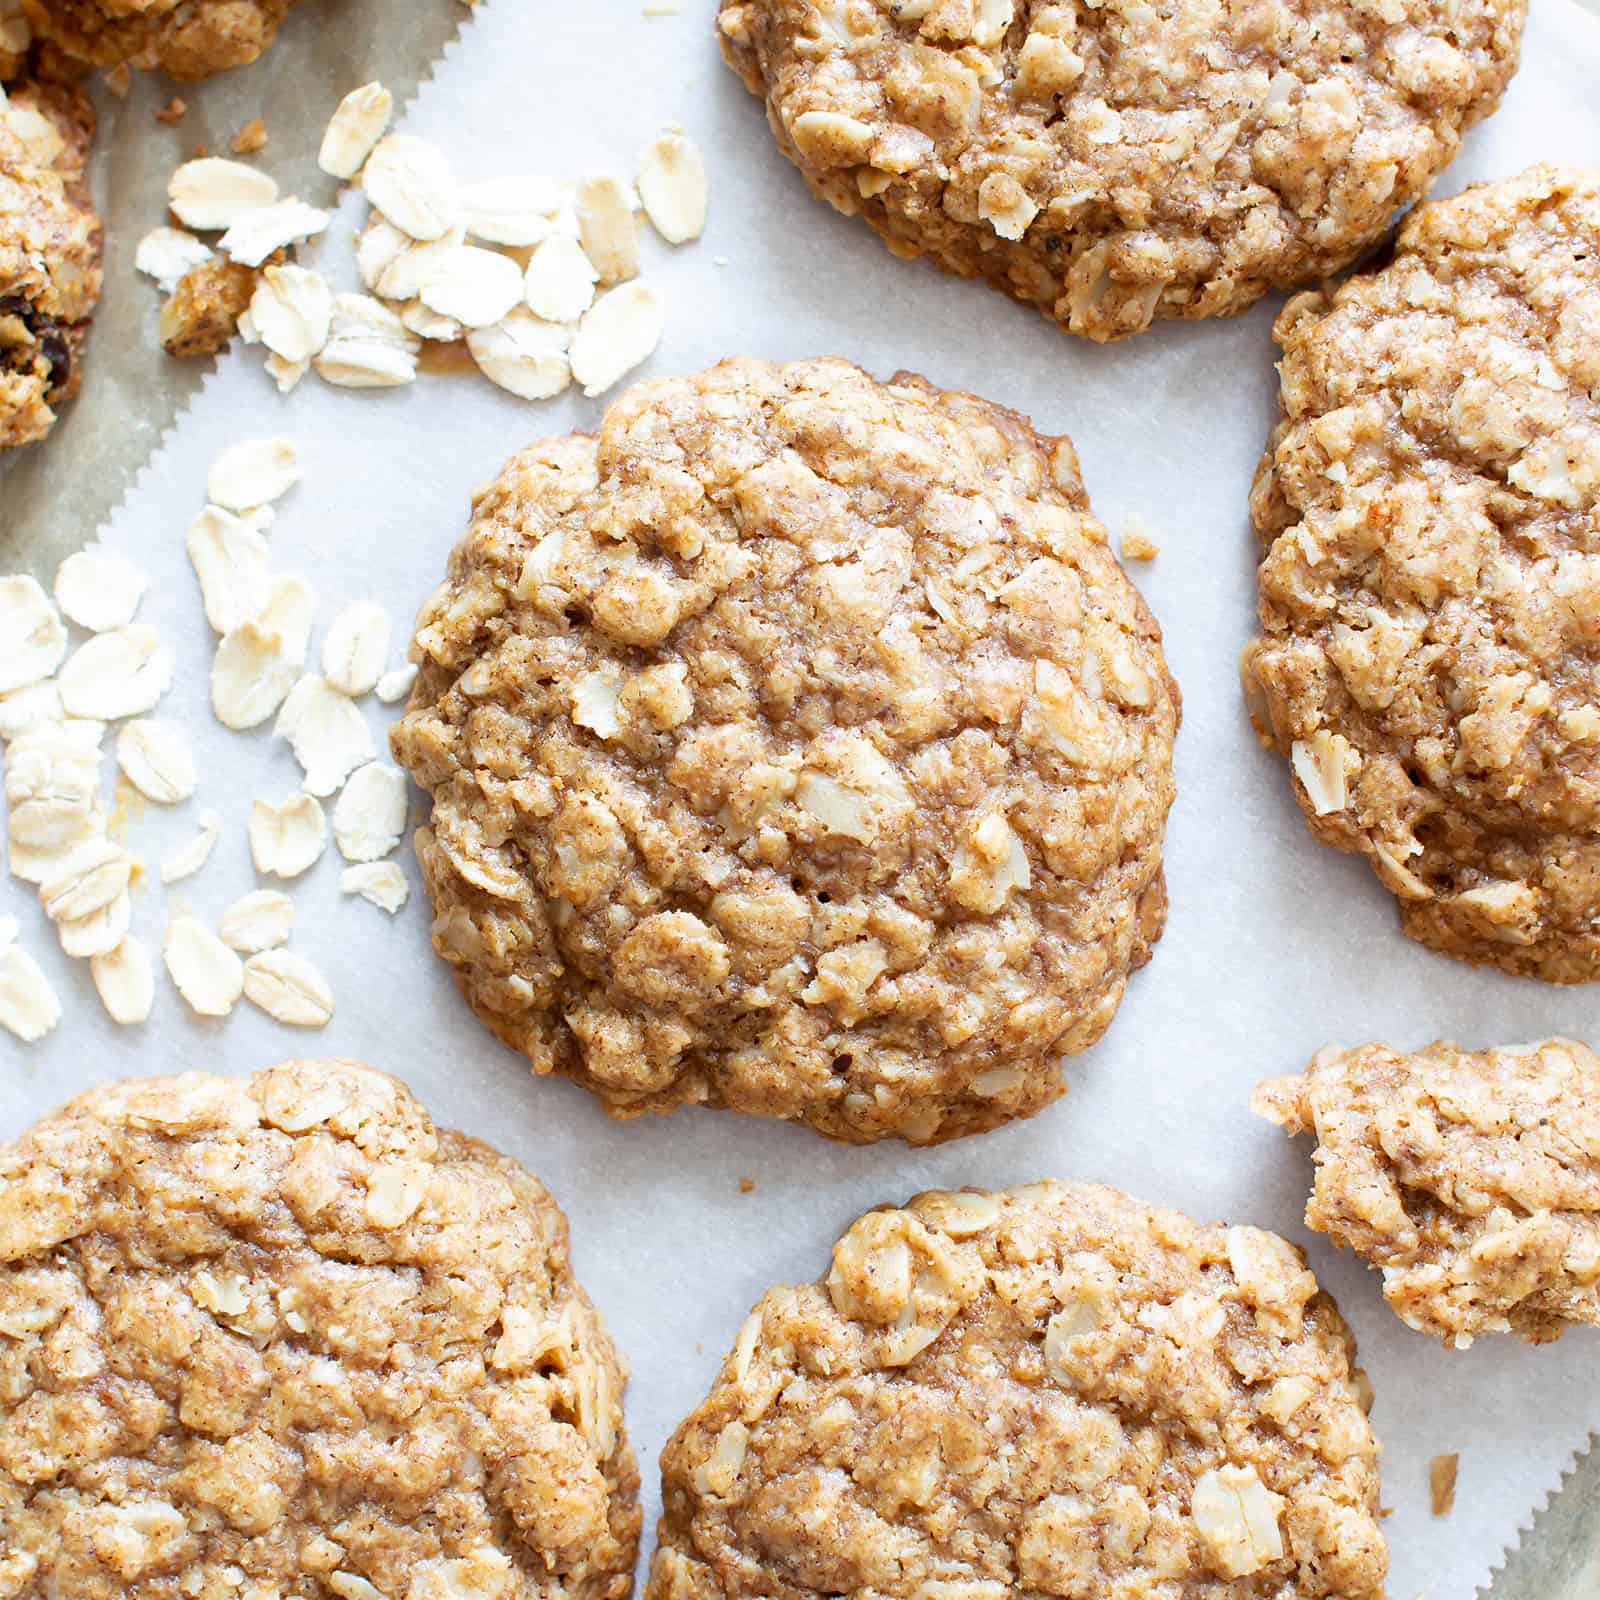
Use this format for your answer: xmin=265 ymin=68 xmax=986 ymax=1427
xmin=648 ymin=1181 xmax=1387 ymax=1600
xmin=0 ymin=1060 xmax=640 ymax=1600
xmin=1256 ymin=1038 xmax=1600 ymax=1346
xmin=716 ymin=0 xmax=1524 ymax=341
xmin=0 ymin=72 xmax=100 ymax=451
xmin=1243 ymin=165 xmax=1600 ymax=981
xmin=21 ymin=0 xmax=297 ymax=79
xmin=391 ymin=356 xmax=1179 ymax=1145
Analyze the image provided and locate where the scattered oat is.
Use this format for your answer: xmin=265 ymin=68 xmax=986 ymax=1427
xmin=250 ymin=265 xmax=333 ymax=364
xmin=460 ymin=175 xmax=565 ymax=248
xmin=218 ymin=198 xmax=330 ymax=269
xmin=575 ymin=176 xmax=640 ymax=283
xmin=5 ymin=722 xmax=105 ymax=885
xmin=332 ymin=762 xmax=408 ymax=862
xmin=219 ymin=889 xmax=295 ymax=954
xmin=319 ymin=82 xmax=393 ymax=180
xmin=340 ymin=860 xmax=408 ymax=913
xmin=208 ymin=438 xmax=300 ymax=512
xmin=56 ymin=891 xmax=132 ymax=960
xmin=242 ymin=948 xmax=334 ymax=1027
xmin=39 ymin=840 xmax=132 ymax=928
xmin=232 ymin=118 xmax=269 ymax=156
xmin=211 ymin=576 xmax=316 ymax=730
xmin=0 ymin=681 xmax=64 ymax=743
xmin=363 ymin=134 xmax=459 ymax=242
xmin=90 ymin=937 xmax=155 ymax=1025
xmin=0 ymin=576 xmax=67 ymax=693
xmin=155 ymin=97 xmax=187 ymax=126
xmin=57 ymin=626 xmax=174 ymax=720
xmin=524 ymin=234 xmax=597 ymax=323
xmin=266 ymin=353 xmax=309 ymax=393
xmin=163 ymin=915 xmax=245 ymax=1017
xmin=116 ymin=719 xmax=197 ymax=804
xmin=315 ymin=294 xmax=421 ymax=387
xmin=1430 ymin=1454 xmax=1459 ymax=1516
xmin=169 ymin=157 xmax=280 ymax=230
xmin=0 ymin=941 xmax=60 ymax=1042
xmin=160 ymin=809 xmax=223 ymax=885
xmin=54 ymin=550 xmax=149 ymax=634
xmin=274 ymin=676 xmax=374 ymax=796
xmin=322 ymin=601 xmax=390 ymax=697
xmin=638 ymin=132 xmax=707 ymax=244
xmin=467 ymin=308 xmax=572 ymax=401
xmin=398 ymin=300 xmax=463 ymax=342
xmin=186 ymin=504 xmax=272 ymax=634
xmin=136 ymin=225 xmax=213 ymax=293
xmin=357 ymin=215 xmax=410 ymax=291
xmin=644 ymin=0 xmax=682 ymax=12
xmin=375 ymin=664 xmax=417 ymax=704
xmin=419 ymin=244 xmax=524 ymax=330
xmin=569 ymin=282 xmax=664 ymax=397
xmin=249 ymin=793 xmax=327 ymax=878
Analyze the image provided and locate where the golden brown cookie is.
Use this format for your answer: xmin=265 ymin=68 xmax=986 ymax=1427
xmin=21 ymin=0 xmax=297 ymax=80
xmin=0 ymin=71 xmax=100 ymax=451
xmin=1256 ymin=1037 xmax=1600 ymax=1346
xmin=1242 ymin=165 xmax=1600 ymax=982
xmin=717 ymin=0 xmax=1524 ymax=341
xmin=391 ymin=356 xmax=1180 ymax=1145
xmin=648 ymin=1182 xmax=1387 ymax=1600
xmin=0 ymin=1060 xmax=640 ymax=1600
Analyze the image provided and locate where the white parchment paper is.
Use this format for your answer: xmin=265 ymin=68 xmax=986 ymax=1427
xmin=5 ymin=2 xmax=1600 ymax=1594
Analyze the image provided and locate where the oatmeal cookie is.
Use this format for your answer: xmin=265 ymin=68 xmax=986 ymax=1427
xmin=0 ymin=1060 xmax=641 ymax=1600
xmin=21 ymin=0 xmax=297 ymax=79
xmin=1256 ymin=1037 xmax=1600 ymax=1347
xmin=391 ymin=357 xmax=1179 ymax=1145
xmin=0 ymin=71 xmax=100 ymax=451
xmin=648 ymin=1181 xmax=1387 ymax=1600
xmin=1242 ymin=166 xmax=1600 ymax=982
xmin=716 ymin=0 xmax=1524 ymax=342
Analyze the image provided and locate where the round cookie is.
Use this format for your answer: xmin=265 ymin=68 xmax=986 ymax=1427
xmin=0 ymin=1060 xmax=640 ymax=1600
xmin=647 ymin=1182 xmax=1387 ymax=1600
xmin=0 ymin=70 xmax=100 ymax=452
xmin=716 ymin=0 xmax=1525 ymax=341
xmin=390 ymin=356 xmax=1179 ymax=1145
xmin=20 ymin=0 xmax=296 ymax=79
xmin=1242 ymin=165 xmax=1600 ymax=982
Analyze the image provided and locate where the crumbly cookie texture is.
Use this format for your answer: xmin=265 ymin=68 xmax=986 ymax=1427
xmin=21 ymin=0 xmax=296 ymax=79
xmin=1243 ymin=165 xmax=1600 ymax=981
xmin=0 ymin=73 xmax=100 ymax=451
xmin=1256 ymin=1038 xmax=1600 ymax=1347
xmin=391 ymin=356 xmax=1179 ymax=1145
xmin=0 ymin=1060 xmax=641 ymax=1600
xmin=716 ymin=0 xmax=1523 ymax=341
xmin=648 ymin=1181 xmax=1386 ymax=1600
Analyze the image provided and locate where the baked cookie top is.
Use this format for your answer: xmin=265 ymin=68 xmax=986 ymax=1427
xmin=648 ymin=1181 xmax=1386 ymax=1600
xmin=0 ymin=1061 xmax=640 ymax=1600
xmin=20 ymin=0 xmax=296 ymax=79
xmin=1242 ymin=165 xmax=1600 ymax=981
xmin=0 ymin=71 xmax=100 ymax=451
xmin=1256 ymin=1037 xmax=1600 ymax=1346
xmin=391 ymin=356 xmax=1179 ymax=1145
xmin=717 ymin=0 xmax=1524 ymax=340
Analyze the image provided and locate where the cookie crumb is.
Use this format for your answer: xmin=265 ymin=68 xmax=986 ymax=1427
xmin=1121 ymin=521 xmax=1161 ymax=562
xmin=104 ymin=64 xmax=131 ymax=97
xmin=232 ymin=116 xmax=268 ymax=154
xmin=738 ymin=1176 xmax=755 ymax=1194
xmin=155 ymin=96 xmax=187 ymax=124
xmin=1430 ymin=1454 xmax=1459 ymax=1516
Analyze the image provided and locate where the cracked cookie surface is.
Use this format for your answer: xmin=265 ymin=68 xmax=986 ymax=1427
xmin=648 ymin=1181 xmax=1386 ymax=1600
xmin=390 ymin=356 xmax=1179 ymax=1145
xmin=0 ymin=1060 xmax=640 ymax=1600
xmin=1256 ymin=1037 xmax=1600 ymax=1346
xmin=1242 ymin=165 xmax=1600 ymax=981
xmin=0 ymin=71 xmax=100 ymax=451
xmin=716 ymin=0 xmax=1523 ymax=341
xmin=21 ymin=0 xmax=296 ymax=79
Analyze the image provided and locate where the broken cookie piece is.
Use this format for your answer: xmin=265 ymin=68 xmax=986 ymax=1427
xmin=22 ymin=0 xmax=299 ymax=80
xmin=1256 ymin=1037 xmax=1600 ymax=1345
xmin=0 ymin=71 xmax=101 ymax=450
xmin=159 ymin=250 xmax=279 ymax=356
xmin=649 ymin=1181 xmax=1386 ymax=1600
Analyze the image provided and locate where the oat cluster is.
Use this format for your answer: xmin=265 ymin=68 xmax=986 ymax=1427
xmin=649 ymin=1181 xmax=1386 ymax=1600
xmin=0 ymin=73 xmax=100 ymax=451
xmin=1256 ymin=1037 xmax=1600 ymax=1346
xmin=717 ymin=0 xmax=1523 ymax=341
xmin=20 ymin=0 xmax=297 ymax=79
xmin=0 ymin=1059 xmax=641 ymax=1600
xmin=1243 ymin=166 xmax=1600 ymax=982
xmin=392 ymin=356 xmax=1179 ymax=1145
